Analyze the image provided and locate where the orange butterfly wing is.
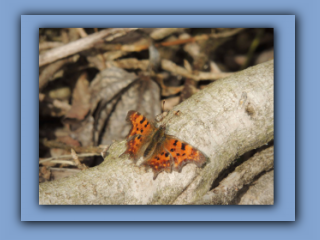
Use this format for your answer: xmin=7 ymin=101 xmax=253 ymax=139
xmin=163 ymin=136 xmax=206 ymax=173
xmin=120 ymin=111 xmax=156 ymax=162
xmin=121 ymin=110 xmax=207 ymax=180
xmin=143 ymin=135 xmax=206 ymax=179
xmin=142 ymin=143 xmax=173 ymax=180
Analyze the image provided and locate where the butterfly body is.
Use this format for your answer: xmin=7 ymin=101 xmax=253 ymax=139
xmin=143 ymin=125 xmax=166 ymax=159
xmin=121 ymin=110 xmax=206 ymax=180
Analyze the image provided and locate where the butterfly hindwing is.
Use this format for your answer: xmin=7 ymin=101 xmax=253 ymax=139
xmin=142 ymin=142 xmax=173 ymax=180
xmin=163 ymin=136 xmax=207 ymax=173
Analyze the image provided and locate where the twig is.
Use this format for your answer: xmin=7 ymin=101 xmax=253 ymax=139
xmin=39 ymin=56 xmax=74 ymax=90
xmin=39 ymin=153 xmax=100 ymax=164
xmin=49 ymin=167 xmax=81 ymax=173
xmin=161 ymin=59 xmax=233 ymax=81
xmin=76 ymin=28 xmax=106 ymax=70
xmin=39 ymin=28 xmax=137 ymax=67
xmin=47 ymin=160 xmax=76 ymax=166
xmin=39 ymin=41 xmax=64 ymax=51
xmin=99 ymin=145 xmax=110 ymax=158
xmin=241 ymin=29 xmax=264 ymax=70
xmin=42 ymin=138 xmax=105 ymax=155
xmin=76 ymin=28 xmax=88 ymax=38
xmin=99 ymin=28 xmax=245 ymax=54
xmin=71 ymin=149 xmax=88 ymax=170
xmin=210 ymin=28 xmax=245 ymax=38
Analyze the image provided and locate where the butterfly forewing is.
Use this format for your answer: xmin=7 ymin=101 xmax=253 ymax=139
xmin=125 ymin=110 xmax=156 ymax=139
xmin=121 ymin=111 xmax=156 ymax=161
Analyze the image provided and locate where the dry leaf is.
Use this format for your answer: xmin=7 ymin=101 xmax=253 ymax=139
xmin=100 ymin=76 xmax=161 ymax=145
xmin=64 ymin=73 xmax=91 ymax=121
xmin=39 ymin=166 xmax=51 ymax=183
xmin=90 ymin=67 xmax=137 ymax=111
xmin=70 ymin=116 xmax=95 ymax=147
xmin=107 ymin=58 xmax=149 ymax=71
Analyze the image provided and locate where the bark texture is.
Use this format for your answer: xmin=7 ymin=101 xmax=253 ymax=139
xmin=39 ymin=60 xmax=274 ymax=205
xmin=191 ymin=146 xmax=274 ymax=205
xmin=238 ymin=170 xmax=274 ymax=205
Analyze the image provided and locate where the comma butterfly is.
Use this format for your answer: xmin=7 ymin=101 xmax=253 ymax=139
xmin=120 ymin=110 xmax=207 ymax=180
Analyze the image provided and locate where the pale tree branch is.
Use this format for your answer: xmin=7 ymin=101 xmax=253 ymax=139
xmin=238 ymin=170 xmax=274 ymax=205
xmin=39 ymin=60 xmax=274 ymax=205
xmin=191 ymin=146 xmax=274 ymax=205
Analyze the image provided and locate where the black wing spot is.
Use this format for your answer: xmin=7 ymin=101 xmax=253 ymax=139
xmin=165 ymin=152 xmax=169 ymax=157
xmin=137 ymin=135 xmax=142 ymax=140
xmin=145 ymin=122 xmax=149 ymax=128
xmin=141 ymin=129 xmax=144 ymax=133
xmin=173 ymin=140 xmax=178 ymax=146
xmin=140 ymin=116 xmax=146 ymax=124
xmin=177 ymin=153 xmax=180 ymax=156
xmin=136 ymin=128 xmax=139 ymax=131
xmin=181 ymin=143 xmax=186 ymax=150
xmin=182 ymin=153 xmax=186 ymax=156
